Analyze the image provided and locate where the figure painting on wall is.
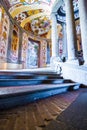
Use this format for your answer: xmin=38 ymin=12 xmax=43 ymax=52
xmin=10 ymin=27 xmax=19 ymax=63
xmin=21 ymin=32 xmax=28 ymax=68
xmin=0 ymin=11 xmax=9 ymax=61
xmin=0 ymin=8 xmax=2 ymax=35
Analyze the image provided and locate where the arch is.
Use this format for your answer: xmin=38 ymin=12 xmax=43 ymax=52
xmin=10 ymin=4 xmax=50 ymax=18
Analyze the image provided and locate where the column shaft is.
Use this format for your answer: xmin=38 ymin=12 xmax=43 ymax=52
xmin=65 ymin=0 xmax=77 ymax=60
xmin=51 ymin=13 xmax=58 ymax=57
xmin=78 ymin=0 xmax=87 ymax=64
xmin=62 ymin=23 xmax=67 ymax=58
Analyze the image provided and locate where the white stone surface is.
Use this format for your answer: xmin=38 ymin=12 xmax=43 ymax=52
xmin=51 ymin=13 xmax=58 ymax=57
xmin=62 ymin=62 xmax=87 ymax=85
xmin=78 ymin=0 xmax=87 ymax=64
xmin=65 ymin=0 xmax=77 ymax=60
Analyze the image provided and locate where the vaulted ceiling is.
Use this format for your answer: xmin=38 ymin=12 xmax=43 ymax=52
xmin=1 ymin=0 xmax=79 ymax=37
xmin=6 ymin=0 xmax=55 ymax=36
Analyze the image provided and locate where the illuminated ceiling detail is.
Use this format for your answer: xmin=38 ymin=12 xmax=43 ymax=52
xmin=21 ymin=12 xmax=49 ymax=27
xmin=30 ymin=16 xmax=51 ymax=35
xmin=8 ymin=0 xmax=20 ymax=5
xmin=8 ymin=0 xmax=52 ymax=36
xmin=6 ymin=0 xmax=79 ymax=36
xmin=23 ymin=0 xmax=52 ymax=5
xmin=9 ymin=4 xmax=50 ymax=18
xmin=8 ymin=0 xmax=53 ymax=6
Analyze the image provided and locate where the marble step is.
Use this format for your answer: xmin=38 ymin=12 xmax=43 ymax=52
xmin=0 ymin=82 xmax=80 ymax=109
xmin=0 ymin=75 xmax=63 ymax=79
xmin=0 ymin=79 xmax=64 ymax=86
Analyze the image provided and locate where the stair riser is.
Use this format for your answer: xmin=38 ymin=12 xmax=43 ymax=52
xmin=0 ymin=87 xmax=70 ymax=109
xmin=0 ymin=75 xmax=63 ymax=80
xmin=0 ymin=79 xmax=64 ymax=86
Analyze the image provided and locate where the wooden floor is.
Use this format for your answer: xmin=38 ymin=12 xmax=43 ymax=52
xmin=0 ymin=89 xmax=82 ymax=130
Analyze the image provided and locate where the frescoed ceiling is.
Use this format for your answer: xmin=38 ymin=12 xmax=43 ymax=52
xmin=6 ymin=0 xmax=54 ymax=37
xmin=1 ymin=0 xmax=79 ymax=38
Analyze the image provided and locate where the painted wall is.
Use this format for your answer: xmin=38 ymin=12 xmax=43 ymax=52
xmin=0 ymin=4 xmax=50 ymax=69
xmin=0 ymin=7 xmax=9 ymax=63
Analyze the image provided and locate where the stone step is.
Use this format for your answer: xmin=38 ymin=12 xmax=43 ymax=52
xmin=0 ymin=75 xmax=63 ymax=80
xmin=0 ymin=82 xmax=80 ymax=109
xmin=0 ymin=79 xmax=64 ymax=86
xmin=0 ymin=70 xmax=63 ymax=86
xmin=0 ymin=70 xmax=80 ymax=109
xmin=0 ymin=71 xmax=58 ymax=76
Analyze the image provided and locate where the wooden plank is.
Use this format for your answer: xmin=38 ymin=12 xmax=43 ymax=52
xmin=33 ymin=103 xmax=45 ymax=127
xmin=0 ymin=90 xmax=81 ymax=130
xmin=36 ymin=101 xmax=53 ymax=121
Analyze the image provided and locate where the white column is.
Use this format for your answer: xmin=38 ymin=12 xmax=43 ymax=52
xmin=62 ymin=23 xmax=67 ymax=59
xmin=78 ymin=0 xmax=87 ymax=64
xmin=51 ymin=13 xmax=58 ymax=57
xmin=65 ymin=0 xmax=77 ymax=60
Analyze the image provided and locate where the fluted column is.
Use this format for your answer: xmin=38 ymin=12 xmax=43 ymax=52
xmin=51 ymin=13 xmax=58 ymax=57
xmin=78 ymin=0 xmax=87 ymax=64
xmin=65 ymin=0 xmax=77 ymax=60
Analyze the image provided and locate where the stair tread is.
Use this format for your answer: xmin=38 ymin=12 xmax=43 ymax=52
xmin=0 ymin=70 xmax=80 ymax=109
xmin=0 ymin=79 xmax=63 ymax=81
xmin=0 ymin=82 xmax=80 ymax=97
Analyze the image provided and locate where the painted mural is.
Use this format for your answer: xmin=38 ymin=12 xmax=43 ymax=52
xmin=23 ymin=0 xmax=52 ymax=5
xmin=26 ymin=39 xmax=39 ymax=68
xmin=8 ymin=0 xmax=51 ymax=39
xmin=8 ymin=0 xmax=20 ymax=5
xmin=40 ymin=40 xmax=47 ymax=66
xmin=31 ymin=16 xmax=51 ymax=35
xmin=75 ymin=20 xmax=82 ymax=52
xmin=58 ymin=24 xmax=63 ymax=57
xmin=0 ymin=8 xmax=2 ymax=35
xmin=9 ymin=25 xmax=19 ymax=63
xmin=0 ymin=9 xmax=9 ymax=62
xmin=22 ymin=32 xmax=28 ymax=67
xmin=8 ymin=0 xmax=53 ymax=5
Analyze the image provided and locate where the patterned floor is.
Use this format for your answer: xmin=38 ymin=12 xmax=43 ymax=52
xmin=0 ymin=89 xmax=82 ymax=130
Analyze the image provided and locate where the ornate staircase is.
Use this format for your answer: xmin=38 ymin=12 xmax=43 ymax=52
xmin=0 ymin=70 xmax=80 ymax=109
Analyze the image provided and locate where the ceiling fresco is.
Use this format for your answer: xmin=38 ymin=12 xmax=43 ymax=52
xmin=7 ymin=0 xmax=53 ymax=36
xmin=1 ymin=0 xmax=79 ymax=37
xmin=8 ymin=0 xmax=53 ymax=5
